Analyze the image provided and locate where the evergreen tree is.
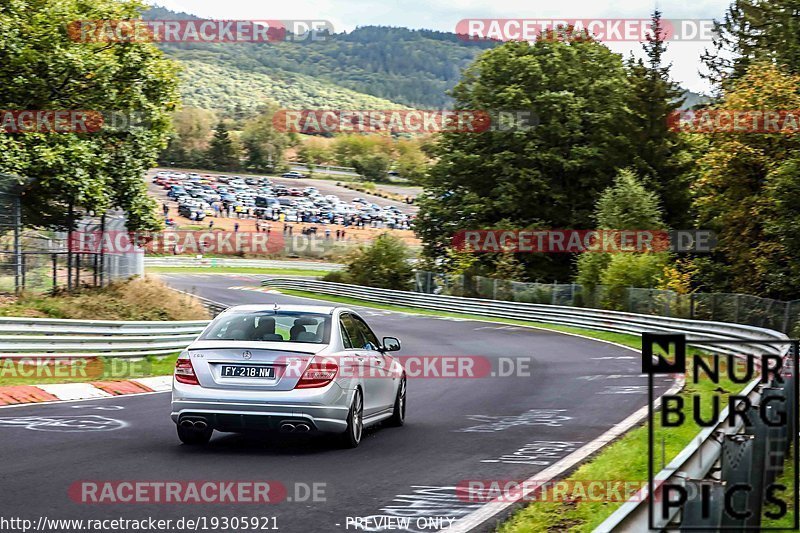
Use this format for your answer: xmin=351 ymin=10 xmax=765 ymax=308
xmin=205 ymin=122 xmax=239 ymax=171
xmin=576 ymin=168 xmax=666 ymax=288
xmin=702 ymin=0 xmax=800 ymax=86
xmin=625 ymin=10 xmax=694 ymax=227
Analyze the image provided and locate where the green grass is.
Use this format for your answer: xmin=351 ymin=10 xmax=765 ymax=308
xmin=147 ymin=266 xmax=331 ymax=277
xmin=762 ymin=446 xmax=798 ymax=528
xmin=0 ymin=354 xmax=179 ymax=386
xmin=272 ymin=287 xmax=747 ymax=532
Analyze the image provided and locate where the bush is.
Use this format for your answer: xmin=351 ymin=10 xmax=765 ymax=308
xmin=342 ymin=233 xmax=413 ymax=290
xmin=322 ymin=271 xmax=351 ymax=284
xmin=600 ymin=253 xmax=669 ymax=310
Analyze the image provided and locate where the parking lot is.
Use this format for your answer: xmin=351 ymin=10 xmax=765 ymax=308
xmin=148 ymin=170 xmax=419 ymax=243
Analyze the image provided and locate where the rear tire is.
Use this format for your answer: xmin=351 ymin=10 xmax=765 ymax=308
xmin=388 ymin=376 xmax=406 ymax=427
xmin=338 ymin=389 xmax=363 ymax=449
xmin=177 ymin=424 xmax=213 ymax=445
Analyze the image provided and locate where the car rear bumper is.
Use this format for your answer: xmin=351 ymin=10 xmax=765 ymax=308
xmin=170 ymin=379 xmax=352 ymax=433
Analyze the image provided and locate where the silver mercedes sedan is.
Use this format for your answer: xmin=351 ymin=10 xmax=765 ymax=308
xmin=171 ymin=304 xmax=406 ymax=448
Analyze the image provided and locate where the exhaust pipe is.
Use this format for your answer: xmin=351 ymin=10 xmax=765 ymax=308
xmin=193 ymin=420 xmax=208 ymax=430
xmin=179 ymin=419 xmax=195 ymax=428
xmin=280 ymin=423 xmax=296 ymax=433
xmin=295 ymin=423 xmax=310 ymax=432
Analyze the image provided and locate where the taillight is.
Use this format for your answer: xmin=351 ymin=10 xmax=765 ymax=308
xmin=295 ymin=361 xmax=338 ymax=389
xmin=175 ymin=356 xmax=199 ymax=385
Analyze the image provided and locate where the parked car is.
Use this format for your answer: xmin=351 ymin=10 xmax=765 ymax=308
xmin=178 ymin=204 xmax=205 ymax=220
xmin=281 ymin=171 xmax=307 ymax=179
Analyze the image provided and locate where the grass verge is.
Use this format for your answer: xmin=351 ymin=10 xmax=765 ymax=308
xmin=762 ymin=446 xmax=797 ymax=528
xmin=0 ymin=277 xmax=210 ymax=320
xmin=0 ymin=354 xmax=179 ymax=387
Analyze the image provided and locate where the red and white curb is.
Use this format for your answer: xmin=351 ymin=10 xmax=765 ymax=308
xmin=0 ymin=376 xmax=172 ymax=406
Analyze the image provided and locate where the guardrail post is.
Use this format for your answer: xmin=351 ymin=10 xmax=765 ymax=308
xmin=743 ymin=405 xmax=768 ymax=529
xmin=13 ymin=195 xmax=21 ymax=295
xmin=51 ymin=253 xmax=57 ymax=293
xmin=720 ymin=434 xmax=755 ymax=529
xmin=680 ymin=479 xmax=725 ymax=530
xmin=779 ymin=358 xmax=795 ymax=450
xmin=762 ymin=387 xmax=788 ymax=487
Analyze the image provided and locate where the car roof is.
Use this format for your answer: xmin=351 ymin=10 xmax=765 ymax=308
xmin=222 ymin=304 xmax=344 ymax=315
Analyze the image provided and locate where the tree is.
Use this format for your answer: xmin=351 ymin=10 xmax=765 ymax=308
xmin=625 ymin=10 xmax=695 ymax=227
xmin=240 ymin=105 xmax=289 ymax=173
xmin=691 ymin=63 xmax=800 ymax=299
xmin=298 ymin=138 xmax=334 ymax=165
xmin=160 ymin=107 xmax=217 ymax=167
xmin=416 ymin=37 xmax=638 ymax=281
xmin=352 ymin=152 xmax=391 ymax=182
xmin=0 ymin=0 xmax=180 ymax=231
xmin=702 ymin=0 xmax=800 ymax=86
xmin=576 ymin=168 xmax=666 ymax=289
xmin=205 ymin=122 xmax=240 ymax=171
xmin=395 ymin=140 xmax=429 ymax=184
xmin=594 ymin=169 xmax=665 ymax=230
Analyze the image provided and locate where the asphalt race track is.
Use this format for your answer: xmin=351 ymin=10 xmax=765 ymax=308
xmin=0 ymin=274 xmax=673 ymax=533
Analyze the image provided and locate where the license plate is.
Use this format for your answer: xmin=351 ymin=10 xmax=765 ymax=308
xmin=220 ymin=365 xmax=275 ymax=379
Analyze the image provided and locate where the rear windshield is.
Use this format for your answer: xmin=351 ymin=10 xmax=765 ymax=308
xmin=200 ymin=311 xmax=331 ymax=344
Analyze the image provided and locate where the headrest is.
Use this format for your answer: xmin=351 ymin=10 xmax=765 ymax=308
xmin=256 ymin=317 xmax=276 ymax=328
xmin=296 ymin=331 xmax=318 ymax=342
xmin=294 ymin=317 xmax=318 ymax=326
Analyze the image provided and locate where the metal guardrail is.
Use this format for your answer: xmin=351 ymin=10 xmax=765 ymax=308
xmin=145 ymin=257 xmax=342 ymax=271
xmin=0 ymin=317 xmax=209 ymax=357
xmin=261 ymin=278 xmax=786 ymax=359
xmin=259 ymin=277 xmax=791 ymax=531
xmin=290 ymin=163 xmax=361 ymax=177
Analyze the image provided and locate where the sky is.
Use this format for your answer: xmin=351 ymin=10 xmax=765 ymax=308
xmin=148 ymin=0 xmax=734 ymax=93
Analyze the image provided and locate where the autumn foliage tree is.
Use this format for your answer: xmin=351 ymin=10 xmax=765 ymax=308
xmin=692 ymin=63 xmax=800 ymax=298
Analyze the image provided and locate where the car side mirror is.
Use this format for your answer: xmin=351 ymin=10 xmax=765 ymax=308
xmin=382 ymin=337 xmax=401 ymax=352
